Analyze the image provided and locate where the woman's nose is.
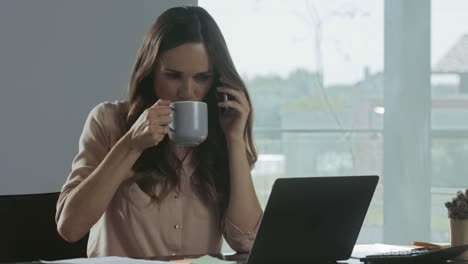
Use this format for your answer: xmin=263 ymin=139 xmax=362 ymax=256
xmin=178 ymin=79 xmax=195 ymax=100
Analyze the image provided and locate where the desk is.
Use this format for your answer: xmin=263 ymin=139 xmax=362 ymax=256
xmin=2 ymin=253 xmax=366 ymax=264
xmin=151 ymin=253 xmax=248 ymax=263
xmin=153 ymin=253 xmax=363 ymax=264
xmin=1 ymin=257 xmax=459 ymax=264
xmin=3 ymin=251 xmax=464 ymax=264
xmin=0 ymin=254 xmax=248 ymax=264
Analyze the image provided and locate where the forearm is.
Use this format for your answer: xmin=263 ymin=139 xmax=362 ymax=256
xmin=225 ymin=138 xmax=262 ymax=232
xmin=57 ymin=133 xmax=142 ymax=242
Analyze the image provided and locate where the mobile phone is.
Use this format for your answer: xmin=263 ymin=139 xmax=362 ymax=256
xmin=214 ymin=78 xmax=236 ymax=103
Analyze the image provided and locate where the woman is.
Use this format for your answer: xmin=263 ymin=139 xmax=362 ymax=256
xmin=56 ymin=6 xmax=262 ymax=258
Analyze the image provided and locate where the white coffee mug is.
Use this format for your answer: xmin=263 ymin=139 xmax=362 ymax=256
xmin=168 ymin=101 xmax=208 ymax=146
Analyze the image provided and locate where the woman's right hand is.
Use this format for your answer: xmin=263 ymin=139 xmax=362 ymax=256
xmin=126 ymin=99 xmax=172 ymax=151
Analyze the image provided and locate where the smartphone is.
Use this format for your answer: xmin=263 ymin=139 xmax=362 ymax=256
xmin=214 ymin=77 xmax=236 ymax=104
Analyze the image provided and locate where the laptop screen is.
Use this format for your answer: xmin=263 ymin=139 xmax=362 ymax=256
xmin=246 ymin=175 xmax=379 ymax=263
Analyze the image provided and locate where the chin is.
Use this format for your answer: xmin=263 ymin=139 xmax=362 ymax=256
xmin=176 ymin=99 xmax=200 ymax=102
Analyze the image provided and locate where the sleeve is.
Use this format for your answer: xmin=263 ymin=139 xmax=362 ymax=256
xmin=222 ymin=213 xmax=263 ymax=253
xmin=55 ymin=103 xmax=111 ymax=224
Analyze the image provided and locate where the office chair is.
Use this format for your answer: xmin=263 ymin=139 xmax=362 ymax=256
xmin=0 ymin=192 xmax=88 ymax=262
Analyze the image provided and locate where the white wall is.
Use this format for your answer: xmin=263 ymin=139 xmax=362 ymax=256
xmin=0 ymin=0 xmax=196 ymax=194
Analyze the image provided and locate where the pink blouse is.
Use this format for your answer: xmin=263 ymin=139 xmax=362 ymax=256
xmin=56 ymin=101 xmax=259 ymax=258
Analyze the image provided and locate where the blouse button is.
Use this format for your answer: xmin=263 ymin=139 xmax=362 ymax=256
xmin=174 ymin=224 xmax=180 ymax=230
xmin=172 ymin=253 xmax=176 ymax=256
xmin=174 ymin=195 xmax=179 ymax=199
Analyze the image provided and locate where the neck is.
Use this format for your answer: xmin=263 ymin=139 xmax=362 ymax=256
xmin=171 ymin=143 xmax=194 ymax=162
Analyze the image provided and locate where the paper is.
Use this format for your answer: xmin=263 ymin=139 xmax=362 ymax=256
xmin=351 ymin=244 xmax=415 ymax=259
xmin=40 ymin=256 xmax=170 ymax=264
xmin=412 ymin=241 xmax=450 ymax=249
xmin=189 ymin=255 xmax=236 ymax=264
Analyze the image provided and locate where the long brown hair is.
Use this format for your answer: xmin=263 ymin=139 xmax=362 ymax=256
xmin=125 ymin=6 xmax=257 ymax=212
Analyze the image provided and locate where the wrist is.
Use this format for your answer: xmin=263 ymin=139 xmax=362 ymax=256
xmin=120 ymin=132 xmax=144 ymax=155
xmin=226 ymin=136 xmax=246 ymax=147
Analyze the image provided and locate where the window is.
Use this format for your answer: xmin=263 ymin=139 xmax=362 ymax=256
xmin=200 ymin=0 xmax=467 ymax=250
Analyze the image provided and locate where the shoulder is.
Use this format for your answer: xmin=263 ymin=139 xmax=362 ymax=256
xmin=88 ymin=100 xmax=129 ymax=136
xmin=91 ymin=100 xmax=127 ymax=116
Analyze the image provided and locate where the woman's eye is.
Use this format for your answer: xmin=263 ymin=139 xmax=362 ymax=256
xmin=166 ymin=72 xmax=181 ymax=80
xmin=195 ymin=74 xmax=212 ymax=82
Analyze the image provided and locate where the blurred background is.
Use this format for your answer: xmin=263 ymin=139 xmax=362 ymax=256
xmin=0 ymin=0 xmax=466 ymax=251
xmin=200 ymin=0 xmax=468 ymax=246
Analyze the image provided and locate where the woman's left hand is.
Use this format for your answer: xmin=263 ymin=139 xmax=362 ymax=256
xmin=217 ymin=78 xmax=250 ymax=142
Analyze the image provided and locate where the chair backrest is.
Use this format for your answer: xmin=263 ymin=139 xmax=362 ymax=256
xmin=0 ymin=192 xmax=88 ymax=262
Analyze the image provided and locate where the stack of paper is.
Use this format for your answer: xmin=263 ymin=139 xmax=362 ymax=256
xmin=40 ymin=255 xmax=236 ymax=264
xmin=41 ymin=256 xmax=170 ymax=264
xmin=351 ymin=244 xmax=415 ymax=259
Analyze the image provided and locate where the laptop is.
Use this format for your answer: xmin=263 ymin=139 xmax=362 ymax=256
xmin=244 ymin=175 xmax=379 ymax=264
